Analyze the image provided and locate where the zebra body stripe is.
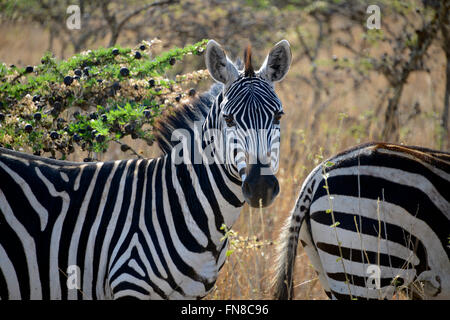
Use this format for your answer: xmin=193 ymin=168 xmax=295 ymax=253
xmin=0 ymin=148 xmax=243 ymax=299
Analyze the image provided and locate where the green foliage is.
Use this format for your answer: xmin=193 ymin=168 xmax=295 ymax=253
xmin=0 ymin=39 xmax=208 ymax=160
xmin=363 ymin=29 xmax=385 ymax=46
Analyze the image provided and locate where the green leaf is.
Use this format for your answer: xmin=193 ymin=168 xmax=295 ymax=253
xmin=325 ymin=161 xmax=335 ymax=167
xmin=226 ymin=250 xmax=235 ymax=257
xmin=330 ymin=222 xmax=340 ymax=228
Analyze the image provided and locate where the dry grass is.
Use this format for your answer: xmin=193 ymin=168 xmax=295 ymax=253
xmin=0 ymin=19 xmax=447 ymax=300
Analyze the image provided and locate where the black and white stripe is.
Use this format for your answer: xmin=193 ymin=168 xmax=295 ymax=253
xmin=207 ymin=76 xmax=283 ymax=180
xmin=273 ymin=142 xmax=450 ymax=300
xmin=0 ymin=149 xmax=240 ymax=299
xmin=0 ymin=40 xmax=292 ymax=300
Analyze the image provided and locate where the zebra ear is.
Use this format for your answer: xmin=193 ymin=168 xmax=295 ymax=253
xmin=205 ymin=40 xmax=239 ymax=86
xmin=258 ymin=40 xmax=292 ymax=83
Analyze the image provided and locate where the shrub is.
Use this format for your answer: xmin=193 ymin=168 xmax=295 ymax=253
xmin=0 ymin=39 xmax=208 ymax=160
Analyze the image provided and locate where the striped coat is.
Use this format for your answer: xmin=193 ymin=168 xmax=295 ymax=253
xmin=0 ymin=39 xmax=292 ymax=299
xmin=0 ymin=109 xmax=243 ymax=300
xmin=273 ymin=142 xmax=450 ymax=300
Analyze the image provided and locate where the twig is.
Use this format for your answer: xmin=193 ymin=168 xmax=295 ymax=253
xmin=113 ymin=140 xmax=143 ymax=159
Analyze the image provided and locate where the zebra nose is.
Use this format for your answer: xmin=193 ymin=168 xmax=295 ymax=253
xmin=242 ymin=163 xmax=279 ymax=208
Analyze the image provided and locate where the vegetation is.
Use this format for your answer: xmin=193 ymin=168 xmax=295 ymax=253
xmin=0 ymin=40 xmax=207 ymax=159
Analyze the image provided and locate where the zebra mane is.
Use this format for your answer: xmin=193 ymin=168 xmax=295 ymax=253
xmin=244 ymin=44 xmax=255 ymax=77
xmin=335 ymin=142 xmax=450 ymax=171
xmin=154 ymin=83 xmax=223 ymax=154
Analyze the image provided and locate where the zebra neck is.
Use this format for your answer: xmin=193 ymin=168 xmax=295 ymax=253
xmin=163 ymin=149 xmax=244 ymax=245
xmin=202 ymin=91 xmax=242 ymax=182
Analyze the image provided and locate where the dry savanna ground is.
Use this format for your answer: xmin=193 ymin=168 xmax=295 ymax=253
xmin=0 ymin=18 xmax=447 ymax=300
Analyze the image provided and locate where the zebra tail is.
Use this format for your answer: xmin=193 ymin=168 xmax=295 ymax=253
xmin=272 ymin=182 xmax=312 ymax=300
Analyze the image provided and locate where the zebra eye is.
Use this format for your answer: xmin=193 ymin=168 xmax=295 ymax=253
xmin=224 ymin=114 xmax=235 ymax=127
xmin=273 ymin=111 xmax=284 ymax=124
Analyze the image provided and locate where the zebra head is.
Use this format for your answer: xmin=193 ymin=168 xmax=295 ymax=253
xmin=205 ymin=40 xmax=292 ymax=208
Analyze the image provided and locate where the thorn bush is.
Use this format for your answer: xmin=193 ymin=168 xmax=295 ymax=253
xmin=0 ymin=39 xmax=209 ymax=160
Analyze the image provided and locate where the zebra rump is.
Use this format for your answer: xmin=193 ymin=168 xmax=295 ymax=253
xmin=273 ymin=142 xmax=450 ymax=300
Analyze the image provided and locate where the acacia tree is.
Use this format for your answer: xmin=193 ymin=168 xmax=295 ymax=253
xmin=0 ymin=0 xmax=177 ymax=58
xmin=144 ymin=0 xmax=289 ymax=58
xmin=259 ymin=0 xmax=449 ymax=146
xmin=439 ymin=2 xmax=450 ymax=150
xmin=327 ymin=0 xmax=449 ymax=144
xmin=0 ymin=39 xmax=208 ymax=160
xmin=2 ymin=0 xmax=448 ymax=149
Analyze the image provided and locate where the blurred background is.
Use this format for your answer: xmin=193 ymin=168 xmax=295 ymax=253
xmin=0 ymin=0 xmax=448 ymax=299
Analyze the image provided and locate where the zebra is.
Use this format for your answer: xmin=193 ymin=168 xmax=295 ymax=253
xmin=273 ymin=142 xmax=450 ymax=300
xmin=0 ymin=39 xmax=292 ymax=300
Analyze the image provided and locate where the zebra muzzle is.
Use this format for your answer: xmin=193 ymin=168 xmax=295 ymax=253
xmin=242 ymin=163 xmax=279 ymax=208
